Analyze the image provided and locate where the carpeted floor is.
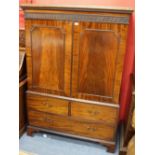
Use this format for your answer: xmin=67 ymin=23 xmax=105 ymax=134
xmin=19 ymin=132 xmax=119 ymax=155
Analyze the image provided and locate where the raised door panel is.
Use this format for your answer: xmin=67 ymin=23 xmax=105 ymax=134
xmin=26 ymin=20 xmax=72 ymax=96
xmin=72 ymin=22 xmax=128 ymax=103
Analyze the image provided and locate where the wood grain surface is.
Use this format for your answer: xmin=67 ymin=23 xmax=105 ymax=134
xmin=26 ymin=20 xmax=72 ymax=96
xmin=71 ymin=102 xmax=118 ymax=125
xmin=23 ymin=5 xmax=131 ymax=153
xmin=28 ymin=110 xmax=115 ymax=141
xmin=72 ymin=21 xmax=128 ymax=103
xmin=27 ymin=94 xmax=69 ymax=116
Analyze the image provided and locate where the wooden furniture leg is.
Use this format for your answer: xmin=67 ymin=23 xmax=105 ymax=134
xmin=27 ymin=126 xmax=37 ymax=136
xmin=107 ymin=144 xmax=115 ymax=153
xmin=100 ymin=142 xmax=115 ymax=153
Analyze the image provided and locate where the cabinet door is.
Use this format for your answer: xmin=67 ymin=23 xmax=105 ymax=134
xmin=72 ymin=21 xmax=128 ymax=103
xmin=26 ymin=20 xmax=72 ymax=96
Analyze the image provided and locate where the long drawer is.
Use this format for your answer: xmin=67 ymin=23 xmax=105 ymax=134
xmin=28 ymin=110 xmax=116 ymax=141
xmin=71 ymin=102 xmax=118 ymax=125
xmin=27 ymin=94 xmax=69 ymax=116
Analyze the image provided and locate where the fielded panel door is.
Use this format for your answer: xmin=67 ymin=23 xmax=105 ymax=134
xmin=71 ymin=21 xmax=128 ymax=103
xmin=26 ymin=20 xmax=72 ymax=96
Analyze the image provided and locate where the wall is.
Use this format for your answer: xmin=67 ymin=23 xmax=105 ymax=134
xmin=119 ymin=12 xmax=135 ymax=121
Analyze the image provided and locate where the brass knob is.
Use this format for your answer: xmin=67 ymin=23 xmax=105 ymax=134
xmin=43 ymin=102 xmax=47 ymax=105
xmin=88 ymin=110 xmax=93 ymax=114
xmin=94 ymin=111 xmax=99 ymax=115
xmin=45 ymin=117 xmax=53 ymax=123
xmin=88 ymin=110 xmax=99 ymax=115
xmin=47 ymin=103 xmax=53 ymax=108
xmin=92 ymin=128 xmax=96 ymax=131
xmin=87 ymin=127 xmax=96 ymax=132
xmin=87 ymin=127 xmax=91 ymax=131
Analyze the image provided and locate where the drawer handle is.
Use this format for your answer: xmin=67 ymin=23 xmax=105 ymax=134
xmin=88 ymin=110 xmax=99 ymax=115
xmin=94 ymin=111 xmax=99 ymax=115
xmin=87 ymin=127 xmax=97 ymax=131
xmin=42 ymin=102 xmax=47 ymax=106
xmin=45 ymin=117 xmax=53 ymax=123
xmin=42 ymin=102 xmax=53 ymax=108
xmin=47 ymin=103 xmax=53 ymax=108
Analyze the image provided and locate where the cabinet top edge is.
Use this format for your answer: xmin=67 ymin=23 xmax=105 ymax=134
xmin=20 ymin=4 xmax=133 ymax=14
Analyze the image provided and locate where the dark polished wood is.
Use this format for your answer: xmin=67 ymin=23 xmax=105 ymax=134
xmin=27 ymin=126 xmax=38 ymax=136
xmin=31 ymin=25 xmax=65 ymax=92
xmin=72 ymin=21 xmax=128 ymax=103
xmin=28 ymin=110 xmax=115 ymax=141
xmin=22 ymin=5 xmax=131 ymax=153
xmin=19 ymin=83 xmax=27 ymax=137
xmin=27 ymin=125 xmax=116 ymax=153
xmin=27 ymin=90 xmax=119 ymax=108
xmin=27 ymin=94 xmax=69 ymax=116
xmin=71 ymin=102 xmax=118 ymax=125
xmin=77 ymin=30 xmax=118 ymax=97
xmin=19 ymin=51 xmax=26 ymax=81
xmin=19 ymin=29 xmax=25 ymax=48
xmin=26 ymin=20 xmax=72 ymax=96
xmin=19 ymin=51 xmax=27 ymax=137
xmin=106 ymin=143 xmax=116 ymax=153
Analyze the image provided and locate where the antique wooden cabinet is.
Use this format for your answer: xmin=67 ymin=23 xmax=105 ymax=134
xmin=21 ymin=4 xmax=132 ymax=152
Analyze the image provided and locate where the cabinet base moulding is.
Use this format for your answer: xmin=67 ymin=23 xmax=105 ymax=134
xmin=27 ymin=125 xmax=116 ymax=153
xmin=19 ymin=126 xmax=26 ymax=137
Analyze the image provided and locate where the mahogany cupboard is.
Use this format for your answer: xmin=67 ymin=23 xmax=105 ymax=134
xmin=21 ymin=4 xmax=132 ymax=152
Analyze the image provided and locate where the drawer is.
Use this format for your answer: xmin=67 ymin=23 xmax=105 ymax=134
xmin=27 ymin=94 xmax=68 ymax=116
xmin=28 ymin=110 xmax=115 ymax=141
xmin=71 ymin=102 xmax=118 ymax=125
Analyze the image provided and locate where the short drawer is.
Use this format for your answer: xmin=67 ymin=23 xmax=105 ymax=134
xmin=27 ymin=94 xmax=68 ymax=116
xmin=28 ymin=110 xmax=116 ymax=141
xmin=71 ymin=102 xmax=118 ymax=124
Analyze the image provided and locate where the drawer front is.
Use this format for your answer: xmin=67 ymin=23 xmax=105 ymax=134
xmin=71 ymin=102 xmax=118 ymax=125
xmin=27 ymin=95 xmax=68 ymax=116
xmin=28 ymin=110 xmax=115 ymax=141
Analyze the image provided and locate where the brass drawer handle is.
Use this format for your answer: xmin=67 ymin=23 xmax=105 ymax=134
xmin=94 ymin=111 xmax=99 ymax=115
xmin=42 ymin=102 xmax=47 ymax=106
xmin=47 ymin=103 xmax=53 ymax=108
xmin=87 ymin=127 xmax=97 ymax=131
xmin=45 ymin=117 xmax=53 ymax=123
xmin=42 ymin=102 xmax=53 ymax=108
xmin=88 ymin=110 xmax=99 ymax=115
xmin=88 ymin=110 xmax=93 ymax=114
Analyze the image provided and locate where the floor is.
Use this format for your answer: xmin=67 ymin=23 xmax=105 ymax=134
xmin=19 ymin=132 xmax=119 ymax=155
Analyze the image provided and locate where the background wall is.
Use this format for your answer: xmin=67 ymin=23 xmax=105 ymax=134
xmin=120 ymin=12 xmax=135 ymax=121
xmin=19 ymin=0 xmax=135 ymax=121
